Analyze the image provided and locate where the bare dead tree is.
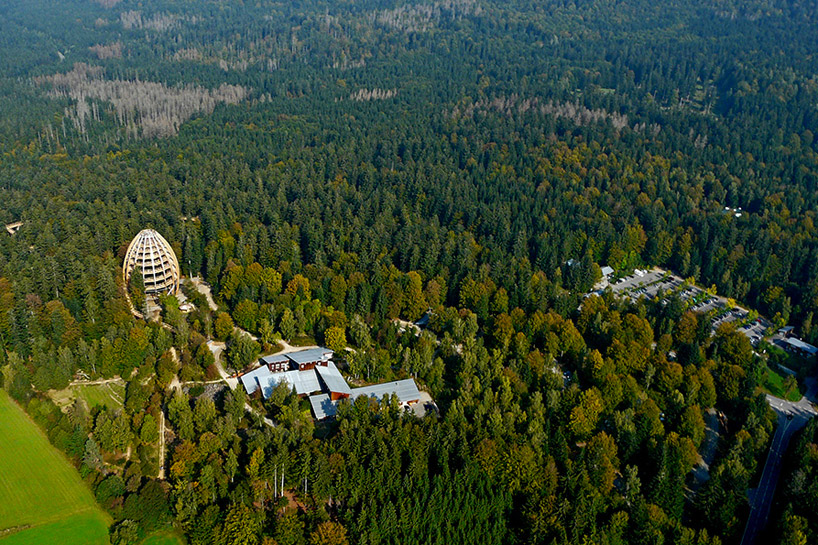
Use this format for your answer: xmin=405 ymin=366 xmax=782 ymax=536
xmin=89 ymin=42 xmax=123 ymax=60
xmin=35 ymin=63 xmax=249 ymax=139
xmin=451 ymin=94 xmax=633 ymax=133
xmin=372 ymin=0 xmax=481 ymax=33
xmin=349 ymin=88 xmax=397 ymax=101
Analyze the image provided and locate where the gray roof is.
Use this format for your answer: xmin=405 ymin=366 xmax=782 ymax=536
xmin=240 ymin=366 xmax=323 ymax=398
xmin=239 ymin=365 xmax=273 ymax=395
xmin=351 ymin=379 xmax=421 ymax=404
xmin=287 ymin=347 xmax=333 ymax=365
xmin=310 ymin=378 xmax=420 ymax=420
xmin=309 ymin=379 xmax=422 ymax=419
xmin=786 ymin=337 xmax=818 ymax=355
xmin=246 ymin=348 xmax=423 ymax=419
xmin=309 ymin=394 xmax=339 ymax=420
xmin=315 ymin=361 xmax=351 ymax=395
xmin=601 ymin=266 xmax=614 ymax=276
xmin=269 ymin=369 xmax=322 ymax=396
xmin=260 ymin=354 xmax=290 ymax=366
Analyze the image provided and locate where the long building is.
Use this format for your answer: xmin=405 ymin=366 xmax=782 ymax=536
xmin=309 ymin=379 xmax=421 ymax=420
xmin=784 ymin=337 xmax=818 ymax=359
xmin=239 ymin=347 xmax=421 ymax=419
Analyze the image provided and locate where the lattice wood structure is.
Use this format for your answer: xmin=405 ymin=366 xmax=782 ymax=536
xmin=123 ymin=229 xmax=180 ymax=298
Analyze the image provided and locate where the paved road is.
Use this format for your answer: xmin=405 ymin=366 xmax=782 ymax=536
xmin=740 ymin=378 xmax=817 ymax=545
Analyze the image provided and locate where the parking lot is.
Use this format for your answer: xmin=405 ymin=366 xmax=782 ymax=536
xmin=737 ymin=318 xmax=771 ymax=346
xmin=609 ymin=268 xmax=770 ymax=345
xmin=711 ymin=308 xmax=744 ymax=329
xmin=611 ymin=269 xmax=695 ymax=305
xmin=610 ymin=269 xmax=667 ymax=298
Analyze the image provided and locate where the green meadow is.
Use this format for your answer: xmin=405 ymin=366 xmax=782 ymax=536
xmin=140 ymin=530 xmax=186 ymax=545
xmin=0 ymin=391 xmax=110 ymax=544
xmin=49 ymin=381 xmax=125 ymax=412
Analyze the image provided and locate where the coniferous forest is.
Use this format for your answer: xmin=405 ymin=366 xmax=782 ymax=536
xmin=1 ymin=1 xmax=818 ymax=544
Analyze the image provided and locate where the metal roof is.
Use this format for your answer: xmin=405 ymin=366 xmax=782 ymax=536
xmin=239 ymin=365 xmax=273 ymax=395
xmin=241 ymin=365 xmax=324 ymax=398
xmin=260 ymin=354 xmax=290 ymax=366
xmin=309 ymin=394 xmax=339 ymax=420
xmin=269 ymin=369 xmax=322 ymax=396
xmin=309 ymin=378 xmax=422 ymax=419
xmin=601 ymin=266 xmax=614 ymax=276
xmin=287 ymin=347 xmax=333 ymax=365
xmin=315 ymin=361 xmax=351 ymax=395
xmin=786 ymin=337 xmax=818 ymax=355
xmin=351 ymin=379 xmax=421 ymax=404
xmin=239 ymin=375 xmax=259 ymax=395
xmin=245 ymin=349 xmax=423 ymax=419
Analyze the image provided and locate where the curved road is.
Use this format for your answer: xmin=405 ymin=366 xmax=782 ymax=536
xmin=740 ymin=378 xmax=817 ymax=545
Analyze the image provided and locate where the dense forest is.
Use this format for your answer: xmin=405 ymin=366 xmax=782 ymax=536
xmin=771 ymin=418 xmax=818 ymax=545
xmin=1 ymin=0 xmax=817 ymax=543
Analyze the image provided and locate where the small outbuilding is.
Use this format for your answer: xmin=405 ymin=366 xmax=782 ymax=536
xmin=260 ymin=354 xmax=291 ymax=373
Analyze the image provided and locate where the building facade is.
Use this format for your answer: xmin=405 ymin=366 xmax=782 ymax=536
xmin=123 ymin=229 xmax=181 ymax=299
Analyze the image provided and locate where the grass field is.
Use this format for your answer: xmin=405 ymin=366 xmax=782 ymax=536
xmin=141 ymin=530 xmax=186 ymax=545
xmin=0 ymin=390 xmax=111 ymax=545
xmin=49 ymin=381 xmax=125 ymax=412
xmin=761 ymin=367 xmax=803 ymax=402
xmin=76 ymin=383 xmax=125 ymax=409
xmin=291 ymin=335 xmax=317 ymax=347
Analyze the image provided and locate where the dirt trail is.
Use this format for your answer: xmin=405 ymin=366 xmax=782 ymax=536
xmin=158 ymin=410 xmax=165 ymax=479
xmin=190 ymin=277 xmax=218 ymax=311
xmin=690 ymin=408 xmax=721 ymax=491
xmin=69 ymin=377 xmax=123 ymax=386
